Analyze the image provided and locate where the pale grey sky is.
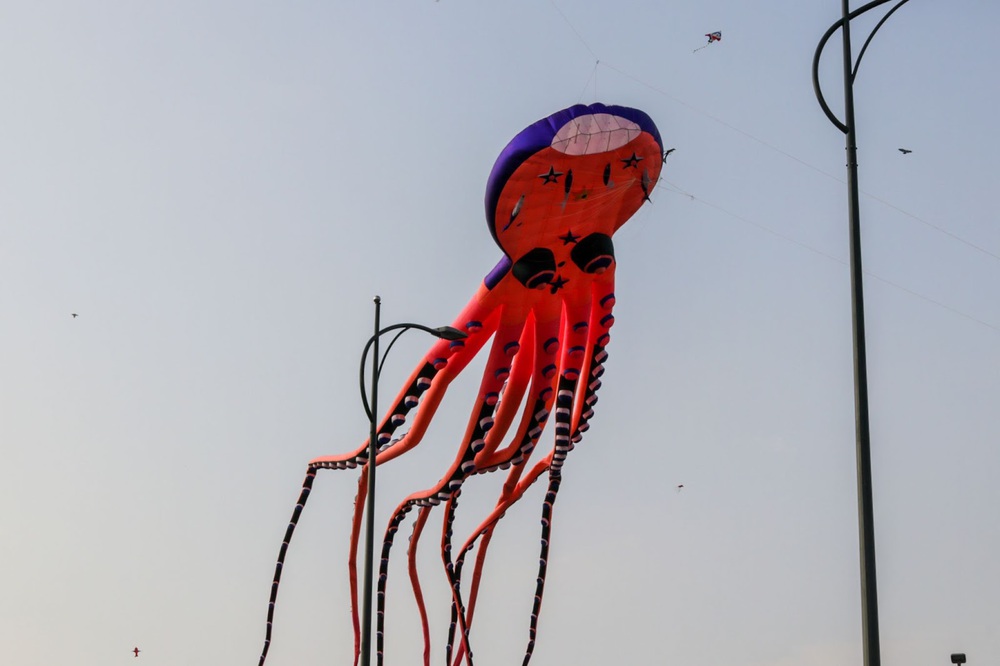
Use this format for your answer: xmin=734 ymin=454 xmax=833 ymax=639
xmin=1 ymin=2 xmax=998 ymax=666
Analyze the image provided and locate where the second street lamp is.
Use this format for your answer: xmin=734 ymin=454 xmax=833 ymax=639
xmin=812 ymin=2 xmax=913 ymax=666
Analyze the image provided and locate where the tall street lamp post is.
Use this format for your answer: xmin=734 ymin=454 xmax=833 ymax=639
xmin=358 ymin=296 xmax=467 ymax=666
xmin=812 ymin=2 xmax=913 ymax=666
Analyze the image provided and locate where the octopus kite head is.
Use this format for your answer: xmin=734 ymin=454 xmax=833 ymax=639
xmin=484 ymin=103 xmax=664 ymax=289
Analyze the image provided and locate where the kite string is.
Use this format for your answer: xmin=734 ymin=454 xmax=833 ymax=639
xmin=548 ymin=0 xmax=599 ymax=61
xmin=575 ymin=60 xmax=600 ymax=104
xmin=659 ymin=179 xmax=1000 ymax=335
xmin=597 ymin=58 xmax=1000 ymax=265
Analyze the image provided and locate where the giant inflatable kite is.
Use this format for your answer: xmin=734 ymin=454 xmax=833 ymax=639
xmin=259 ymin=103 xmax=663 ymax=666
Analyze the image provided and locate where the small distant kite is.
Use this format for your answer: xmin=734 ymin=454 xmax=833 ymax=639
xmin=898 ymin=148 xmax=912 ymax=154
xmin=694 ymin=31 xmax=722 ymax=52
xmin=676 ymin=484 xmax=684 ymax=492
xmin=133 ymin=647 xmax=141 ymax=657
xmin=71 ymin=313 xmax=78 ymax=318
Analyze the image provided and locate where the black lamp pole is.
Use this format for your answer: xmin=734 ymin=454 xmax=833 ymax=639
xmin=812 ymin=2 xmax=912 ymax=666
xmin=357 ymin=296 xmax=466 ymax=666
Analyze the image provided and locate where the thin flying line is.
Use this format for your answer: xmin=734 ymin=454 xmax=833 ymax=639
xmin=865 ymin=272 xmax=1000 ymax=334
xmin=548 ymin=0 xmax=600 ymax=61
xmin=576 ymin=60 xmax=600 ymax=104
xmin=599 ymin=60 xmax=1000 ymax=265
xmin=660 ymin=181 xmax=1000 ymax=336
xmin=601 ymin=61 xmax=835 ymax=179
xmin=660 ymin=178 xmax=844 ymax=265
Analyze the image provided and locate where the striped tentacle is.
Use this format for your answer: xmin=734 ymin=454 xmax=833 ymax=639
xmin=516 ymin=291 xmax=593 ymax=666
xmin=308 ymin=362 xmax=435 ymax=473
xmin=552 ymin=275 xmax=615 ymax=473
xmin=548 ymin=288 xmax=594 ymax=473
xmin=467 ymin=314 xmax=536 ymax=467
xmin=522 ymin=473 xmax=560 ymax=666
xmin=438 ymin=316 xmax=537 ymax=666
xmin=522 ymin=274 xmax=616 ymax=666
xmin=374 ymin=315 xmax=531 ymax=666
xmin=447 ymin=306 xmax=564 ymax=666
xmin=406 ymin=507 xmax=433 ymax=666
xmin=375 ymin=501 xmax=419 ymax=665
xmin=442 ymin=490 xmax=469 ymax=666
xmin=448 ymin=458 xmax=551 ymax=666
xmin=448 ymin=449 xmax=554 ymax=666
xmin=308 ymin=307 xmax=500 ymax=473
xmin=260 ymin=298 xmax=501 ymax=666
xmin=473 ymin=298 xmax=561 ymax=474
xmin=323 ymin=308 xmax=502 ymax=663
xmin=448 ymin=526 xmax=494 ymax=666
xmin=257 ymin=469 xmax=316 ymax=666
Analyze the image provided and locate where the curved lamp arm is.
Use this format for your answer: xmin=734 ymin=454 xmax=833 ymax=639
xmin=358 ymin=322 xmax=467 ymax=421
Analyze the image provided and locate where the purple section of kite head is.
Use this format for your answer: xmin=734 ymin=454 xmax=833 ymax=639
xmin=483 ymin=255 xmax=512 ymax=290
xmin=483 ymin=103 xmax=663 ymax=250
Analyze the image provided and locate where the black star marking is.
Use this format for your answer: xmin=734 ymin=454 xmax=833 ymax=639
xmin=558 ymin=230 xmax=580 ymax=245
xmin=539 ymin=166 xmax=563 ymax=184
xmin=549 ymin=275 xmax=569 ymax=294
xmin=621 ymin=152 xmax=643 ymax=169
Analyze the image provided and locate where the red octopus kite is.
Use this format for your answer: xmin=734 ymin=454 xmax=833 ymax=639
xmin=259 ymin=102 xmax=664 ymax=666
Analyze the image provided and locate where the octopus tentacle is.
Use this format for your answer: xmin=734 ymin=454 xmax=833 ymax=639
xmin=309 ymin=302 xmax=501 ymax=472
xmin=442 ymin=491 xmax=471 ymax=666
xmin=474 ymin=298 xmax=561 ymax=473
xmin=257 ymin=469 xmax=316 ymax=666
xmin=523 ymin=472 xmax=560 ymax=666
xmin=449 ymin=526 xmax=495 ymax=666
xmin=436 ymin=314 xmax=539 ymax=666
xmin=522 ymin=274 xmax=617 ymax=666
xmin=312 ymin=301 xmax=505 ymax=663
xmin=556 ymin=274 xmax=616 ymax=471
xmin=446 ymin=306 xmax=564 ymax=664
xmin=374 ymin=315 xmax=532 ymax=666
xmin=448 ymin=456 xmax=544 ymax=666
xmin=515 ymin=290 xmax=597 ymax=666
xmin=406 ymin=507 xmax=433 ymax=666
xmin=449 ymin=288 xmax=594 ymax=666
xmin=471 ymin=314 xmax=536 ymax=464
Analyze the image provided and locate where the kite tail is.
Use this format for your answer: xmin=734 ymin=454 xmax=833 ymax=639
xmin=375 ymin=502 xmax=417 ymax=666
xmin=522 ymin=473 xmax=561 ymax=666
xmin=452 ymin=528 xmax=494 ymax=666
xmin=443 ymin=491 xmax=476 ymax=666
xmin=407 ymin=507 xmax=433 ymax=666
xmin=258 ymin=469 xmax=317 ymax=666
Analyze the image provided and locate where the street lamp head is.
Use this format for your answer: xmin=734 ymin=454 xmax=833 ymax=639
xmin=951 ymin=654 xmax=966 ymax=665
xmin=432 ymin=325 xmax=468 ymax=341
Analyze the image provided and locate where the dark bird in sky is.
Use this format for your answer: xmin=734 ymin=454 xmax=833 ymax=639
xmin=663 ymin=148 xmax=676 ymax=160
xmin=71 ymin=313 xmax=78 ymax=318
xmin=676 ymin=484 xmax=684 ymax=492
xmin=898 ymin=148 xmax=912 ymax=154
xmin=133 ymin=647 xmax=140 ymax=657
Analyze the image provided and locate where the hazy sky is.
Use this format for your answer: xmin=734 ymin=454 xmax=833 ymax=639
xmin=2 ymin=2 xmax=997 ymax=665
